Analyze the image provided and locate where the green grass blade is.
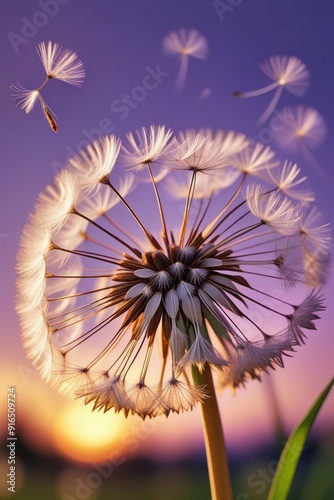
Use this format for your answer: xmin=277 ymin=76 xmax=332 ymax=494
xmin=268 ymin=377 xmax=334 ymax=500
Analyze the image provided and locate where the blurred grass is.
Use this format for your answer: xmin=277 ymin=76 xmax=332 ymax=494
xmin=4 ymin=434 xmax=334 ymax=500
xmin=3 ymin=459 xmax=211 ymax=500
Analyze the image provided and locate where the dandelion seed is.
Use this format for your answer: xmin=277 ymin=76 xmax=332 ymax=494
xmin=273 ymin=238 xmax=304 ymax=288
xmin=220 ymin=330 xmax=296 ymax=388
xmin=303 ymin=248 xmax=331 ymax=287
xmin=168 ymin=129 xmax=249 ymax=175
xmin=231 ymin=143 xmax=279 ymax=177
xmin=246 ymin=183 xmax=302 ymax=236
xmin=267 ymin=160 xmax=315 ymax=204
xmin=274 ymin=106 xmax=329 ymax=179
xmin=16 ymin=127 xmax=330 ymax=418
xmin=10 ymin=41 xmax=84 ymax=132
xmin=159 ymin=378 xmax=208 ymax=415
xmin=41 ymin=101 xmax=58 ymax=133
xmin=167 ymin=169 xmax=239 ymax=201
xmin=37 ymin=41 xmax=85 ymax=86
xmin=11 ymin=82 xmax=40 ymax=114
xmin=233 ymin=55 xmax=310 ymax=123
xmin=162 ymin=28 xmax=209 ymax=90
xmin=275 ymin=107 xmax=327 ymax=151
xmin=68 ymin=135 xmax=121 ymax=191
xmin=299 ymin=206 xmax=332 ymax=254
xmin=121 ymin=126 xmax=175 ymax=169
xmin=289 ymin=290 xmax=325 ymax=344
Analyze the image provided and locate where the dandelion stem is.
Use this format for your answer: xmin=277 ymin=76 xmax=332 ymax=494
xmin=297 ymin=140 xmax=330 ymax=180
xmin=193 ymin=364 xmax=233 ymax=500
xmin=103 ymin=213 xmax=144 ymax=250
xmin=179 ymin=170 xmax=197 ymax=247
xmin=201 ymin=173 xmax=246 ymax=241
xmin=187 ymin=193 xmax=214 ymax=246
xmin=106 ymin=181 xmax=163 ymax=250
xmin=235 ymin=80 xmax=279 ymax=98
xmin=258 ymin=85 xmax=283 ymax=124
xmin=73 ymin=208 xmax=143 ymax=257
xmin=175 ymin=54 xmax=189 ymax=91
xmin=147 ymin=163 xmax=169 ymax=246
xmin=36 ymin=76 xmax=50 ymax=92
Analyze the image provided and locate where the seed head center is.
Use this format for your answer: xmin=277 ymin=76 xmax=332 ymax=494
xmin=141 ymin=245 xmax=209 ymax=292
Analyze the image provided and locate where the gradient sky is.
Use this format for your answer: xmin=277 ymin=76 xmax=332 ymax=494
xmin=1 ymin=0 xmax=334 ymax=474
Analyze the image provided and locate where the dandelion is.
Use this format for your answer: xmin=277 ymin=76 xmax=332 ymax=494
xmin=233 ymin=55 xmax=310 ymax=123
xmin=11 ymin=41 xmax=84 ymax=132
xmin=16 ymin=126 xmax=329 ymax=401
xmin=274 ymin=106 xmax=330 ymax=179
xmin=162 ymin=28 xmax=209 ymax=90
xmin=17 ymin=127 xmax=330 ymax=499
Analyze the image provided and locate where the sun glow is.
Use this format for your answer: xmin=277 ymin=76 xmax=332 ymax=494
xmin=53 ymin=402 xmax=127 ymax=463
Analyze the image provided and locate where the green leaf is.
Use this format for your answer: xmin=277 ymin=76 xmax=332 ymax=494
xmin=268 ymin=377 xmax=334 ymax=500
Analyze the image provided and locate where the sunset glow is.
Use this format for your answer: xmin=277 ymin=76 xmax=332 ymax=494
xmin=53 ymin=402 xmax=127 ymax=463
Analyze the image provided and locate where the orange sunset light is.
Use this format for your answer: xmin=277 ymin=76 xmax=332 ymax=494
xmin=53 ymin=402 xmax=128 ymax=464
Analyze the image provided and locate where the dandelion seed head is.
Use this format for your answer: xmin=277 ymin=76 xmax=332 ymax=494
xmin=17 ymin=127 xmax=330 ymax=417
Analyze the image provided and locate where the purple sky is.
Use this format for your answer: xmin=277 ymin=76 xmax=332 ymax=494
xmin=1 ymin=0 xmax=334 ymax=462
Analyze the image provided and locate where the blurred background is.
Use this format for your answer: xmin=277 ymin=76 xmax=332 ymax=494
xmin=1 ymin=1 xmax=333 ymax=498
